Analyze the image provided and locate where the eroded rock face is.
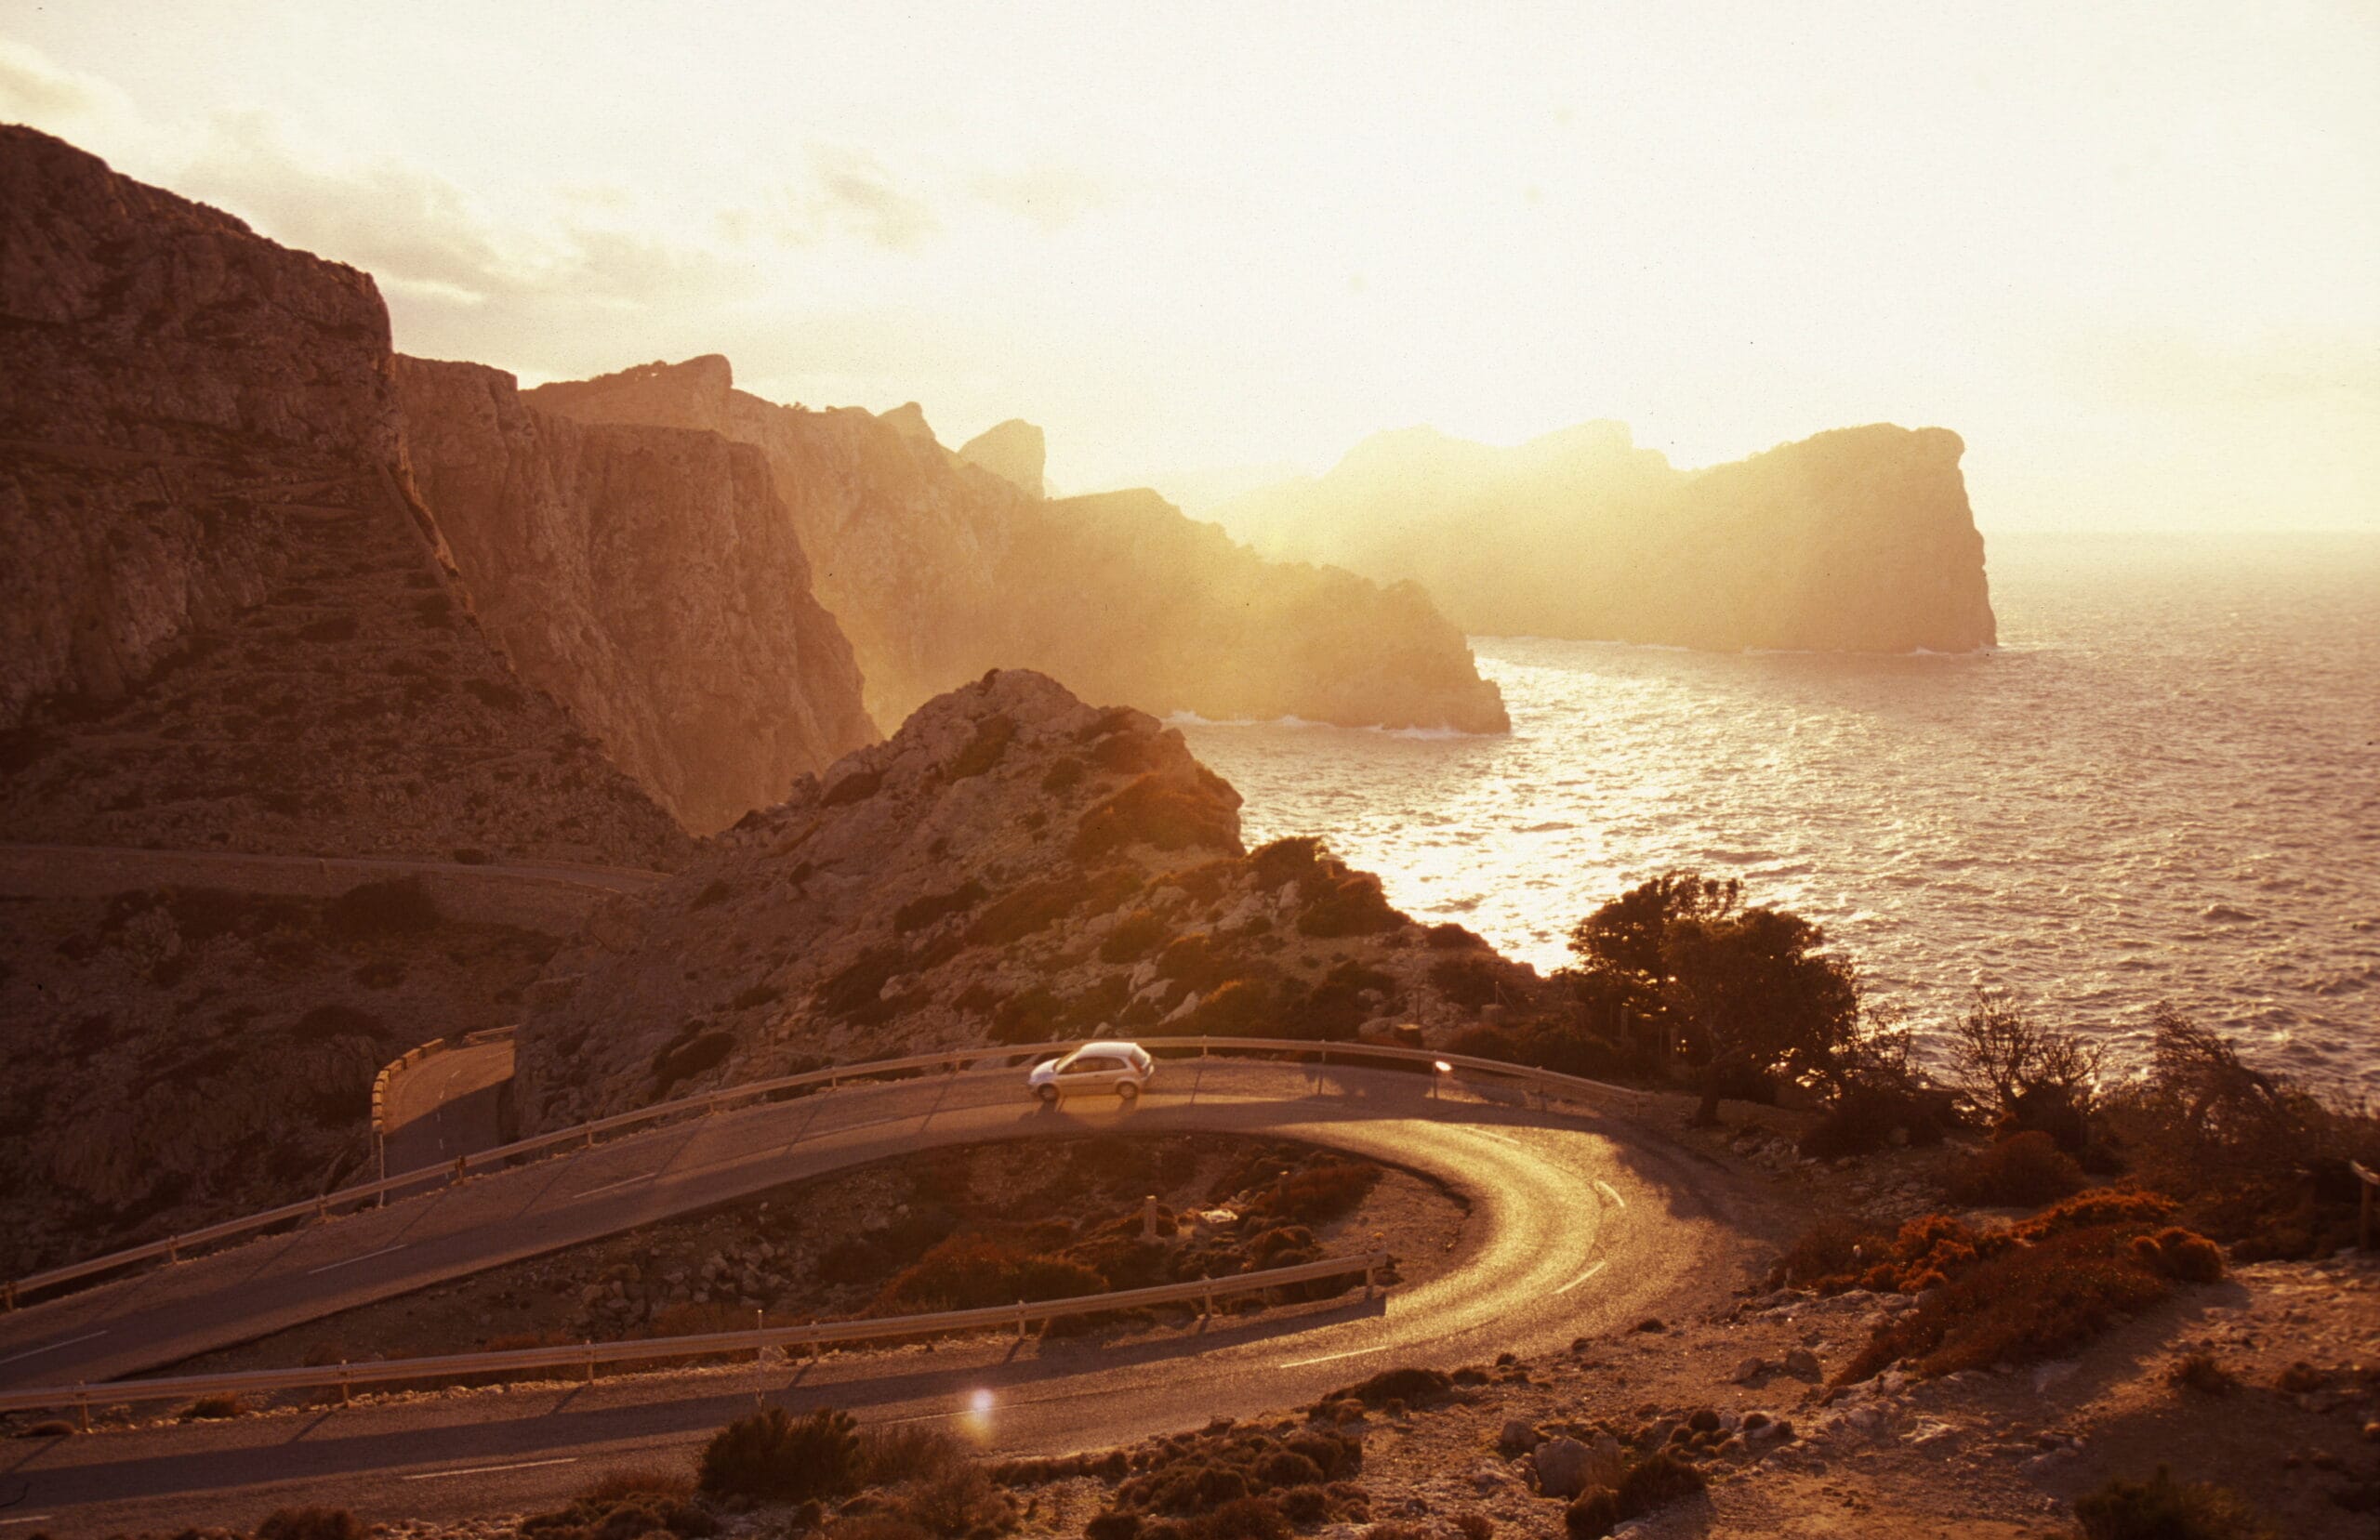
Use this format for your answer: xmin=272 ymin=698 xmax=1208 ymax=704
xmin=526 ymin=358 xmax=1510 ymax=733
xmin=514 ymin=669 xmax=1538 ymax=1126
xmin=957 ymin=417 xmax=1047 ymax=496
xmin=0 ymin=128 xmax=688 ymax=866
xmin=1212 ymin=420 xmax=1998 ymax=653
xmin=0 ymin=125 xmax=398 ymax=725
xmin=394 ymin=357 xmax=877 ymax=834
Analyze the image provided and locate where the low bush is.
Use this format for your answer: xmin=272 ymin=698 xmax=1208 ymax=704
xmin=653 ymin=1030 xmax=735 ymax=1096
xmin=2168 ymin=1352 xmax=2239 ymax=1396
xmin=2072 ymin=1466 xmax=2275 ymax=1540
xmin=857 ymin=1424 xmax=969 ymax=1488
xmin=1102 ymin=909 xmax=1171 ymax=964
xmin=816 ymin=947 xmax=905 ymax=1024
xmin=1294 ymin=862 xmax=1401 ymax=938
xmin=949 ymin=714 xmax=1016 ymax=780
xmin=1945 ymin=1131 xmax=2087 ymax=1207
xmin=698 ymin=1406 xmax=860 ymax=1501
xmin=1766 ymin=1217 xmax=1889 ymax=1290
xmin=900 ymin=1463 xmax=1012 ymax=1537
xmin=1837 ymin=1224 xmax=2170 ymax=1382
xmin=323 ymin=877 xmax=439 ymax=940
xmin=970 ymin=874 xmax=1093 ymax=947
xmin=256 ymin=1509 xmax=366 ymax=1540
xmin=1075 ymin=773 xmax=1241 ymax=860
xmin=821 ymin=770 xmax=885 ymax=806
xmin=1429 ymin=955 xmax=1504 ymax=1008
xmin=2132 ymin=1226 xmax=2226 ymax=1283
xmin=179 ymin=1394 xmax=247 ymax=1421
xmin=1611 ymin=1452 xmax=1705 ymax=1516
xmin=895 ymin=882 xmax=986 ymax=934
xmin=1324 ymin=1366 xmax=1453 ymax=1408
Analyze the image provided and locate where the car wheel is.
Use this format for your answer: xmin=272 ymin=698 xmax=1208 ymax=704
xmin=1037 ymin=1084 xmax=1060 ymax=1104
xmin=1117 ymin=1080 xmax=1140 ymax=1101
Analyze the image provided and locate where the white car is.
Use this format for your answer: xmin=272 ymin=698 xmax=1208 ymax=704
xmin=1027 ymin=1040 xmax=1156 ymax=1104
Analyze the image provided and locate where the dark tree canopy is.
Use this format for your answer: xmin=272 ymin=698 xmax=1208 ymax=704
xmin=1568 ymin=870 xmax=1862 ymax=1122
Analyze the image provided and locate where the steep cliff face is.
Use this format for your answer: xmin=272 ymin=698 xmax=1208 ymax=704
xmin=1212 ymin=420 xmax=1997 ymax=652
xmin=0 ymin=125 xmax=397 ymax=725
xmin=958 ymin=417 xmax=1048 ymax=496
xmin=527 ymin=359 xmax=1510 ymax=733
xmin=0 ymin=127 xmax=687 ymax=867
xmin=515 ymin=670 xmax=1539 ymax=1127
xmin=393 ymin=358 xmax=877 ymax=834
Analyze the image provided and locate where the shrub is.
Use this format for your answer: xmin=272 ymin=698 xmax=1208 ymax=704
xmin=291 ymin=1004 xmax=384 ymax=1043
xmin=323 ymin=877 xmax=438 ymax=939
xmin=1075 ymin=774 xmax=1242 ymax=860
xmin=1945 ymin=1131 xmax=2087 ymax=1207
xmin=689 ymin=879 xmax=734 ymax=911
xmin=896 ymin=882 xmax=987 ymax=934
xmin=1429 ymin=955 xmax=1503 ymax=1008
xmin=949 ymin=715 xmax=1016 ymax=779
xmin=256 ymin=1509 xmax=365 ymax=1540
xmin=901 ymin=1463 xmax=1010 ymax=1537
xmin=1157 ymin=933 xmax=1236 ymax=990
xmin=1101 ymin=909 xmax=1171 ymax=964
xmin=2072 ymin=1467 xmax=2275 ymax=1540
xmin=857 ymin=1424 xmax=969 ymax=1488
xmin=653 ymin=1030 xmax=735 ymax=1095
xmin=1040 ymin=757 xmax=1087 ymax=796
xmin=970 ymin=874 xmax=1093 ymax=947
xmin=1254 ymin=1159 xmax=1379 ymax=1225
xmin=179 ymin=1394 xmax=247 ymax=1420
xmin=2168 ymin=1352 xmax=2238 ymax=1396
xmin=2132 ymin=1226 xmax=2226 ymax=1283
xmin=1327 ymin=1366 xmax=1453 ymax=1408
xmin=1562 ymin=1489 xmax=1620 ymax=1539
xmin=1452 ymin=1513 xmax=1493 ymax=1540
xmin=698 ymin=1406 xmax=860 ymax=1501
xmin=1767 ymin=1217 xmax=1889 ymax=1290
xmin=822 ymin=769 xmax=886 ymax=806
xmin=730 ymin=981 xmax=783 ymax=1011
xmin=816 ymin=947 xmax=905 ymax=1024
xmin=1837 ymin=1224 xmax=2170 ymax=1382
xmin=1193 ymin=1496 xmax=1290 ymax=1540
xmin=1295 ymin=863 xmax=1401 ymax=938
xmin=1612 ymin=1453 xmax=1705 ymax=1517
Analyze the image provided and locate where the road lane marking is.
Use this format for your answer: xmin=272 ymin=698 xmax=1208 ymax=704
xmin=1474 ymin=1129 xmax=1521 ymax=1147
xmin=0 ymin=1516 xmax=56 ymax=1527
xmin=403 ymin=1457 xmax=579 ymax=1481
xmin=0 ymin=1329 xmax=107 ymax=1365
xmin=1555 ymin=1259 xmax=1609 ymax=1296
xmin=307 ymin=1243 xmax=408 ymax=1275
xmin=1278 ymin=1345 xmax=1386 ymax=1368
xmin=1593 ymin=1179 xmax=1626 ymax=1209
xmin=575 ymin=1170 xmax=662 ymax=1199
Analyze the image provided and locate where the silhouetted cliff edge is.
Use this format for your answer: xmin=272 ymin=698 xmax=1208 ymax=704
xmin=528 ymin=358 xmax=1512 ymax=734
xmin=1212 ymin=421 xmax=1997 ymax=652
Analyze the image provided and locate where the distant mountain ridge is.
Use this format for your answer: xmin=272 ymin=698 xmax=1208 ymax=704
xmin=1211 ymin=420 xmax=1996 ymax=653
xmin=529 ymin=357 xmax=1511 ymax=734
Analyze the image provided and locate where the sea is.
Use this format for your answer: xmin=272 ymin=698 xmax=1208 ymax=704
xmin=1177 ymin=532 xmax=2380 ymax=1097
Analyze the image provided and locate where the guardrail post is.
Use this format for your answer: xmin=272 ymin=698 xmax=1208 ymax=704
xmin=1016 ymin=1299 xmax=1027 ymax=1339
xmin=1202 ymin=1273 xmax=1215 ymax=1319
xmin=339 ymin=1363 xmax=350 ymax=1406
xmin=2356 ymin=1162 xmax=2376 ymax=1250
xmin=316 ymin=1194 xmax=329 ymax=1222
xmin=1142 ymin=1194 xmax=1157 ymax=1239
xmin=167 ymin=1236 xmax=180 ymax=1264
xmin=1364 ymin=1257 xmax=1378 ymax=1301
xmin=452 ymin=1154 xmax=467 ymax=1184
xmin=585 ymin=1341 xmax=596 ymax=1382
xmin=76 ymin=1390 xmax=90 ymax=1431
xmin=756 ymin=1309 xmax=767 ymax=1364
xmin=4 ymin=1279 xmax=14 ymax=1311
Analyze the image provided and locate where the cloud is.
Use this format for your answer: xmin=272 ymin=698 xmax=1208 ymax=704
xmin=0 ymin=37 xmax=131 ymax=125
xmin=793 ymin=145 xmax=939 ymax=250
xmin=971 ymin=164 xmax=1115 ymax=231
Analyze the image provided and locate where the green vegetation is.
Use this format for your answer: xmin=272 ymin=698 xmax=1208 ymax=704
xmin=698 ymin=1406 xmax=861 ymax=1501
xmin=2073 ymin=1468 xmax=2275 ymax=1540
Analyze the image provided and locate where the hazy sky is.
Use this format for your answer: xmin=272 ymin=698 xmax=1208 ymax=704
xmin=5 ymin=3 xmax=2374 ymax=530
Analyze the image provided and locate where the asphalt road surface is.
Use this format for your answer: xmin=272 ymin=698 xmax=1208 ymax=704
xmin=380 ymin=1042 xmax=518 ymax=1177
xmin=0 ymin=1061 xmax=1767 ymax=1536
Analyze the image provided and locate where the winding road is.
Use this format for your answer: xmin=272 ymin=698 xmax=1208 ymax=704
xmin=0 ymin=1060 xmax=1768 ymax=1536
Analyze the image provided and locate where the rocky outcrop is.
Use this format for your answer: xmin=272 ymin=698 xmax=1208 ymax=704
xmin=957 ymin=417 xmax=1047 ymax=496
xmin=393 ymin=357 xmax=877 ymax=834
xmin=527 ymin=358 xmax=1510 ymax=733
xmin=515 ymin=670 xmax=1539 ymax=1127
xmin=1212 ymin=421 xmax=1997 ymax=652
xmin=0 ymin=127 xmax=686 ymax=865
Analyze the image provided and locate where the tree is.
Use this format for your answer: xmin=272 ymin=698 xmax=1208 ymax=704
xmin=1568 ymin=871 xmax=1862 ymax=1124
xmin=1948 ymin=987 xmax=2106 ymax=1149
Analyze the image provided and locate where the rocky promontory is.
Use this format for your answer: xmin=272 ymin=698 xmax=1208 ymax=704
xmin=0 ymin=126 xmax=688 ymax=867
xmin=515 ymin=669 xmax=1536 ymax=1128
xmin=527 ymin=358 xmax=1511 ymax=734
xmin=1212 ymin=420 xmax=1998 ymax=653
xmin=394 ymin=357 xmax=877 ymax=834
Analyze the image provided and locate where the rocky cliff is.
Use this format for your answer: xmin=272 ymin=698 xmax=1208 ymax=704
xmin=957 ymin=417 xmax=1048 ymax=496
xmin=393 ymin=357 xmax=877 ymax=834
xmin=526 ymin=358 xmax=1510 ymax=733
xmin=1212 ymin=421 xmax=1997 ymax=652
xmin=0 ymin=126 xmax=689 ymax=866
xmin=515 ymin=670 xmax=1537 ymax=1127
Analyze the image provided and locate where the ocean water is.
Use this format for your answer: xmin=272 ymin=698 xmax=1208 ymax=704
xmin=1178 ymin=533 xmax=2380 ymax=1095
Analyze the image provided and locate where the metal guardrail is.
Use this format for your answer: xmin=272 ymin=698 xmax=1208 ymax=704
xmin=0 ymin=1250 xmax=1393 ymax=1425
xmin=3 ymin=1035 xmax=1639 ymax=1310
